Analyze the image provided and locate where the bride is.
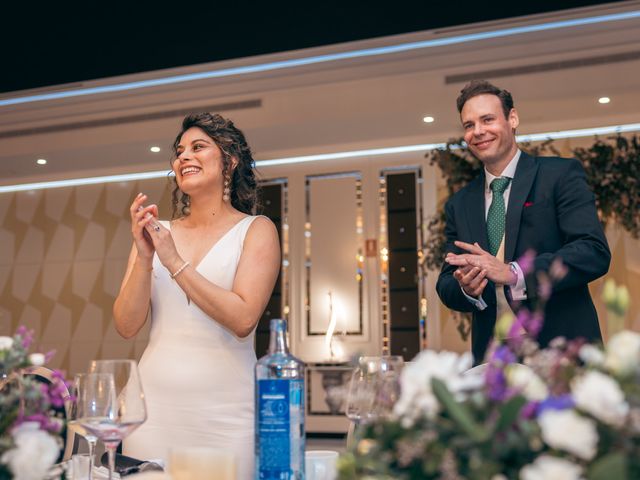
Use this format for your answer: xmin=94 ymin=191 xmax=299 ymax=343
xmin=113 ymin=112 xmax=280 ymax=480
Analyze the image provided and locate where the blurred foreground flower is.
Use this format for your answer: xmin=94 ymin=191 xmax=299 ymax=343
xmin=338 ymin=275 xmax=639 ymax=480
xmin=0 ymin=326 xmax=70 ymax=480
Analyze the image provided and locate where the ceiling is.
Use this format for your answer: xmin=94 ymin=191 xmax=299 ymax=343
xmin=1 ymin=1 xmax=639 ymax=186
xmin=1 ymin=0 xmax=623 ymax=94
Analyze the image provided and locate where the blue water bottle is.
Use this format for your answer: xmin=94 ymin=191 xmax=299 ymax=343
xmin=255 ymin=318 xmax=305 ymax=479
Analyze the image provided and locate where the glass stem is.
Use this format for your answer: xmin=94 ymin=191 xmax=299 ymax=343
xmin=105 ymin=443 xmax=118 ymax=480
xmin=86 ymin=439 xmax=96 ymax=480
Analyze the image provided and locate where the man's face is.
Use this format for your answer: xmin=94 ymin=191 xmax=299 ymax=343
xmin=460 ymin=94 xmax=519 ymax=168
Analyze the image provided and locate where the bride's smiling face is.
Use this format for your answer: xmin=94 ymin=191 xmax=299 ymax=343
xmin=173 ymin=127 xmax=225 ymax=194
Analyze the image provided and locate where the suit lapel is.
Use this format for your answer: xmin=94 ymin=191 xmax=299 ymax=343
xmin=463 ymin=174 xmax=489 ymax=251
xmin=505 ymin=152 xmax=538 ymax=262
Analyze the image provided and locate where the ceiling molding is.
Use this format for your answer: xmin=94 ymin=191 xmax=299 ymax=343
xmin=445 ymin=50 xmax=640 ymax=83
xmin=0 ymin=99 xmax=262 ymax=139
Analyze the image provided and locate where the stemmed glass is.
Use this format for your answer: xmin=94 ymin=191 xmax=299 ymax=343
xmin=67 ymin=373 xmax=108 ymax=480
xmin=345 ymin=356 xmax=404 ymax=446
xmin=371 ymin=355 xmax=404 ymax=419
xmin=86 ymin=360 xmax=147 ymax=480
xmin=345 ymin=357 xmax=380 ymax=425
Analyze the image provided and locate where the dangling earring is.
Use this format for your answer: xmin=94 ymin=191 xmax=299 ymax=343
xmin=223 ymin=173 xmax=231 ymax=202
xmin=181 ymin=192 xmax=191 ymax=216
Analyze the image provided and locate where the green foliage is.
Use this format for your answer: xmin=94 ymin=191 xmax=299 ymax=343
xmin=589 ymin=452 xmax=628 ymax=480
xmin=573 ymin=135 xmax=640 ymax=238
xmin=432 ymin=378 xmax=489 ymax=442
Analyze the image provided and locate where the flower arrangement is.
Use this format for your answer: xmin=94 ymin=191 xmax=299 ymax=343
xmin=337 ymin=279 xmax=640 ymax=480
xmin=0 ymin=327 xmax=69 ymax=480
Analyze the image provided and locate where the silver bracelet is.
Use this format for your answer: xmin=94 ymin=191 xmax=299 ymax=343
xmin=170 ymin=261 xmax=190 ymax=279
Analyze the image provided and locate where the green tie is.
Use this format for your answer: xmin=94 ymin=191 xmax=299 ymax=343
xmin=487 ymin=177 xmax=511 ymax=256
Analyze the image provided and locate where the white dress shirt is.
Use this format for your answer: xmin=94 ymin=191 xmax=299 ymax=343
xmin=463 ymin=149 xmax=528 ymax=311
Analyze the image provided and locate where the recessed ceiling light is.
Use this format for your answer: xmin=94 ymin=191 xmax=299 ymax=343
xmin=36 ymin=158 xmax=47 ymax=165
xmin=598 ymin=97 xmax=611 ymax=104
xmin=2 ymin=122 xmax=640 ymax=192
xmin=150 ymin=146 xmax=161 ymax=153
xmin=423 ymin=116 xmax=435 ymax=123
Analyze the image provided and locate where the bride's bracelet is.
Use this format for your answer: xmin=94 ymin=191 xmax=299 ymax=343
xmin=170 ymin=261 xmax=190 ymax=279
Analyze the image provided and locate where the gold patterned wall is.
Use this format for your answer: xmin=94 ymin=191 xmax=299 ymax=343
xmin=0 ymin=178 xmax=173 ymax=375
xmin=0 ymin=152 xmax=637 ymax=374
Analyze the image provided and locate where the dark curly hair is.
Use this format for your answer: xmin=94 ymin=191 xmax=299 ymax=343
xmin=170 ymin=113 xmax=258 ymax=217
xmin=456 ymin=80 xmax=514 ymax=119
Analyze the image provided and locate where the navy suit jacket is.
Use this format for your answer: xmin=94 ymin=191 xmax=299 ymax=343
xmin=436 ymin=152 xmax=611 ymax=364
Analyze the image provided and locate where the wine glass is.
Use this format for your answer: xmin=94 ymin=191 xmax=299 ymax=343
xmin=87 ymin=360 xmax=147 ymax=480
xmin=68 ymin=373 xmax=109 ymax=480
xmin=371 ymin=356 xmax=404 ymax=419
xmin=345 ymin=357 xmax=380 ymax=425
xmin=344 ymin=356 xmax=404 ymax=446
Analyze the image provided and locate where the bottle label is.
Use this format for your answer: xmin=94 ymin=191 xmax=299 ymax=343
xmin=257 ymin=379 xmax=304 ymax=479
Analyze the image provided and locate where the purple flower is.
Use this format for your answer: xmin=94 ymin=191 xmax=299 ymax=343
xmin=44 ymin=349 xmax=57 ymax=363
xmin=17 ymin=413 xmax=62 ymax=433
xmin=549 ymin=258 xmax=568 ymax=282
xmin=506 ymin=314 xmax=526 ymax=350
xmin=40 ymin=372 xmax=70 ymax=409
xmin=485 ymin=346 xmax=517 ymax=401
xmin=536 ymin=394 xmax=574 ymax=416
xmin=521 ymin=401 xmax=539 ymax=419
xmin=538 ymin=276 xmax=552 ymax=301
xmin=16 ymin=325 xmax=34 ymax=349
xmin=486 ymin=367 xmax=508 ymax=401
xmin=526 ymin=312 xmax=543 ymax=339
xmin=492 ymin=345 xmax=517 ymax=364
xmin=517 ymin=249 xmax=536 ymax=276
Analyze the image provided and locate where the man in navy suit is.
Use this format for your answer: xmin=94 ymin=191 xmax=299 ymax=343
xmin=436 ymin=80 xmax=610 ymax=364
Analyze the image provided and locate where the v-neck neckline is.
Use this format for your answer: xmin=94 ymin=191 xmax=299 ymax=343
xmin=168 ymin=215 xmax=250 ymax=271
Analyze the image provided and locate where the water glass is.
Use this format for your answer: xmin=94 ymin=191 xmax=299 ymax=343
xmin=306 ymin=450 xmax=338 ymax=480
xmin=345 ymin=355 xmax=404 ymax=423
xmin=345 ymin=355 xmax=404 ymax=447
xmin=70 ymin=453 xmax=92 ymax=479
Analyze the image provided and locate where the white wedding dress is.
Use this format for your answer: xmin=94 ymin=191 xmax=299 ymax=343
xmin=125 ymin=216 xmax=259 ymax=480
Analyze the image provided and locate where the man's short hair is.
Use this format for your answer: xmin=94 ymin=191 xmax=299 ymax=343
xmin=456 ymin=80 xmax=514 ymax=118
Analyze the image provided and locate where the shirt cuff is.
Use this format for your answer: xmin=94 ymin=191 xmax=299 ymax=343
xmin=508 ymin=261 xmax=527 ymax=300
xmin=460 ymin=286 xmax=488 ymax=311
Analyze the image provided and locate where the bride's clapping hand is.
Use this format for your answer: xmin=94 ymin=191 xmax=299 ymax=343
xmin=147 ymin=223 xmax=182 ymax=271
xmin=130 ymin=193 xmax=160 ymax=259
xmin=131 ymin=194 xmax=182 ymax=270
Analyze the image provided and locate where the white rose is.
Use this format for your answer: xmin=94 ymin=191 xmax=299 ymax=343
xmin=0 ymin=336 xmax=14 ymax=350
xmin=538 ymin=409 xmax=598 ymax=460
xmin=578 ymin=344 xmax=605 ymax=367
xmin=1 ymin=422 xmax=59 ymax=480
xmin=572 ymin=370 xmax=629 ymax=427
xmin=604 ymin=330 xmax=640 ymax=376
xmin=393 ymin=350 xmax=477 ymax=422
xmin=28 ymin=353 xmax=45 ymax=366
xmin=505 ymin=363 xmax=548 ymax=401
xmin=520 ymin=455 xmax=583 ymax=480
